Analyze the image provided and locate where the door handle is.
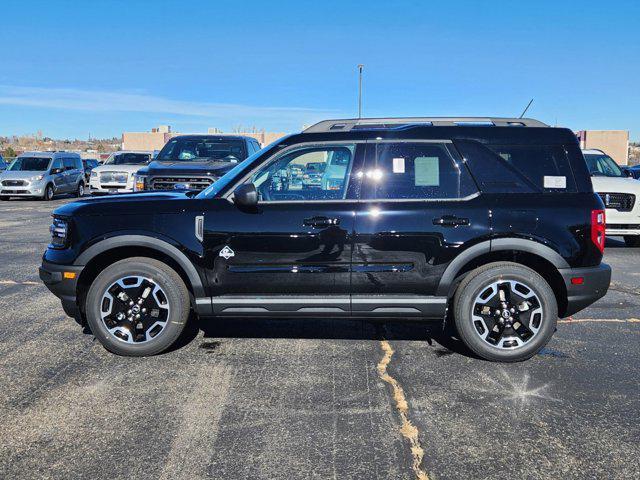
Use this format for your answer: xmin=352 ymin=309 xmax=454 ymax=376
xmin=433 ymin=215 xmax=470 ymax=227
xmin=303 ymin=216 xmax=340 ymax=228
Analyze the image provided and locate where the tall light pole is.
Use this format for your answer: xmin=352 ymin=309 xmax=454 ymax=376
xmin=357 ymin=64 xmax=364 ymax=118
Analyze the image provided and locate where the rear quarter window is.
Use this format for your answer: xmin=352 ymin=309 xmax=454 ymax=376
xmin=487 ymin=145 xmax=577 ymax=192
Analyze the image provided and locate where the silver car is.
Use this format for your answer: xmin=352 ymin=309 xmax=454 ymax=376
xmin=0 ymin=151 xmax=85 ymax=201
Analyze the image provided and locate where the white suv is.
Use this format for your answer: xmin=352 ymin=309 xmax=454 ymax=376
xmin=583 ymin=149 xmax=640 ymax=247
xmin=89 ymin=151 xmax=152 ymax=195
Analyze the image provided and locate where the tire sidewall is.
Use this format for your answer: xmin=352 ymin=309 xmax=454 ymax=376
xmin=454 ymin=264 xmax=557 ymax=362
xmin=86 ymin=259 xmax=189 ymax=356
xmin=77 ymin=182 xmax=84 ymax=197
xmin=44 ymin=184 xmax=54 ymax=201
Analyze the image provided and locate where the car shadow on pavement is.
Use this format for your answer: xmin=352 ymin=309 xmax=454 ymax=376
xmin=177 ymin=314 xmax=479 ymax=359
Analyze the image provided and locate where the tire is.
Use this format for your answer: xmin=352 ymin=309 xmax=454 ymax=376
xmin=43 ymin=184 xmax=55 ymax=201
xmin=623 ymin=236 xmax=640 ymax=247
xmin=85 ymin=257 xmax=190 ymax=356
xmin=453 ymin=261 xmax=557 ymax=362
xmin=76 ymin=182 xmax=85 ymax=197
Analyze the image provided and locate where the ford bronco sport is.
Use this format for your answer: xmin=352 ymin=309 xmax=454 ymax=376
xmin=39 ymin=117 xmax=611 ymax=362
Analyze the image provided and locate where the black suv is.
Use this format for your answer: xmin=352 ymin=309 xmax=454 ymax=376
xmin=135 ymin=134 xmax=262 ymax=192
xmin=39 ymin=117 xmax=611 ymax=362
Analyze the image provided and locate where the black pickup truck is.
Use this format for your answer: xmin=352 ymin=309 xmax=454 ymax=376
xmin=134 ymin=134 xmax=262 ymax=191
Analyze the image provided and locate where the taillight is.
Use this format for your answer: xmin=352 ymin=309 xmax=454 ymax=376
xmin=591 ymin=209 xmax=606 ymax=253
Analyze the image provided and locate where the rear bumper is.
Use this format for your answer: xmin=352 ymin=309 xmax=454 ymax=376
xmin=559 ymin=263 xmax=611 ymax=317
xmin=39 ymin=260 xmax=84 ymax=317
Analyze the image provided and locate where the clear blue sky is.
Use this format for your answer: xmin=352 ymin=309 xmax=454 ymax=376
xmin=1 ymin=0 xmax=639 ymax=139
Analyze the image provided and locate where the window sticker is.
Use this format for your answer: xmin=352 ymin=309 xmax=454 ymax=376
xmin=543 ymin=176 xmax=566 ymax=189
xmin=414 ymin=156 xmax=440 ymax=186
xmin=392 ymin=157 xmax=405 ymax=173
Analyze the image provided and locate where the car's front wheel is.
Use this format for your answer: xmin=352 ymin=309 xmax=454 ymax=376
xmin=43 ymin=184 xmax=55 ymax=201
xmin=623 ymin=236 xmax=640 ymax=247
xmin=85 ymin=257 xmax=190 ymax=356
xmin=453 ymin=262 xmax=557 ymax=362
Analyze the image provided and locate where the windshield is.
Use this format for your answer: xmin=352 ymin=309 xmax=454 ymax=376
xmin=584 ymin=153 xmax=625 ymax=178
xmin=105 ymin=153 xmax=150 ymax=165
xmin=8 ymin=157 xmax=51 ymax=172
xmin=157 ymin=137 xmax=246 ymax=163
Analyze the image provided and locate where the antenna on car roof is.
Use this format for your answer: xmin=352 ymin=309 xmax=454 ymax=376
xmin=519 ymin=98 xmax=534 ymax=118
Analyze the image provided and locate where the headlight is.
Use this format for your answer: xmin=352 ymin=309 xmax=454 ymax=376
xmin=134 ymin=174 xmax=147 ymax=191
xmin=90 ymin=171 xmax=97 ymax=178
xmin=30 ymin=174 xmax=45 ymax=182
xmin=49 ymin=217 xmax=69 ymax=248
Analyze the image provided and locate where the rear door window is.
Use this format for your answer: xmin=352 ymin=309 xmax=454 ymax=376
xmin=487 ymin=145 xmax=577 ymax=192
xmin=63 ymin=158 xmax=76 ymax=171
xmin=363 ymin=142 xmax=478 ymax=200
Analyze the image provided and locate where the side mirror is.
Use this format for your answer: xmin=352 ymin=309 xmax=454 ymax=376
xmin=233 ymin=183 xmax=258 ymax=208
xmin=51 ymin=168 xmax=64 ymax=175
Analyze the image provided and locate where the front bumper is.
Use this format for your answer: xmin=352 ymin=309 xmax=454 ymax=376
xmin=89 ymin=184 xmax=134 ymax=195
xmin=559 ymin=263 xmax=611 ymax=317
xmin=0 ymin=183 xmax=44 ymax=196
xmin=39 ymin=260 xmax=84 ymax=317
xmin=606 ymin=225 xmax=640 ymax=236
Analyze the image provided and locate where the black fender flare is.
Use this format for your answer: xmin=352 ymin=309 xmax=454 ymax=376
xmin=74 ymin=235 xmax=206 ymax=298
xmin=436 ymin=238 xmax=569 ymax=296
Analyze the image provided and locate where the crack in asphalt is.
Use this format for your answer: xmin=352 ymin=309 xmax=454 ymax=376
xmin=559 ymin=318 xmax=640 ymax=324
xmin=608 ymin=282 xmax=640 ymax=297
xmin=376 ymin=339 xmax=430 ymax=480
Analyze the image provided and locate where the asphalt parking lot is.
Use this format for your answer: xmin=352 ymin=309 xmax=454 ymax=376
xmin=0 ymin=196 xmax=638 ymax=480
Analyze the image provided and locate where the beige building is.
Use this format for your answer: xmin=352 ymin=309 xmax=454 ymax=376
xmin=577 ymin=130 xmax=629 ymax=165
xmin=122 ymin=125 xmax=287 ymax=151
xmin=122 ymin=125 xmax=175 ymax=151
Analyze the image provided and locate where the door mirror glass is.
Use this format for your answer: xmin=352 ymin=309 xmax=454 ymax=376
xmin=233 ymin=183 xmax=258 ymax=208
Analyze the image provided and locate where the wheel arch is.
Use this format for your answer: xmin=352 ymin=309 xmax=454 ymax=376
xmin=75 ymin=235 xmax=206 ymax=311
xmin=438 ymin=239 xmax=569 ymax=317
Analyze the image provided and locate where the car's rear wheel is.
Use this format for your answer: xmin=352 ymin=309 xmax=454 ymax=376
xmin=76 ymin=182 xmax=85 ymax=197
xmin=623 ymin=236 xmax=640 ymax=247
xmin=85 ymin=257 xmax=190 ymax=356
xmin=453 ymin=262 xmax=557 ymax=362
xmin=43 ymin=184 xmax=54 ymax=201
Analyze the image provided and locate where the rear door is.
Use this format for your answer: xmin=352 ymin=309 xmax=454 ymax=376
xmin=62 ymin=157 xmax=77 ymax=191
xmin=351 ymin=140 xmax=490 ymax=316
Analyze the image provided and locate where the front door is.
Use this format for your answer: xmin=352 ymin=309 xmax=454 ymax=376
xmin=351 ymin=140 xmax=490 ymax=317
xmin=203 ymin=142 xmax=365 ymax=316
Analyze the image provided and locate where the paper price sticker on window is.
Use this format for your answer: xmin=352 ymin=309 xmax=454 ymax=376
xmin=543 ymin=176 xmax=567 ymax=189
xmin=392 ymin=157 xmax=405 ymax=173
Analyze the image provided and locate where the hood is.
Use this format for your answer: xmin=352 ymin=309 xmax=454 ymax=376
xmin=91 ymin=164 xmax=146 ymax=174
xmin=53 ymin=191 xmax=192 ymax=217
xmin=0 ymin=170 xmax=46 ymax=180
xmin=590 ymin=176 xmax=640 ymax=194
xmin=140 ymin=160 xmax=236 ymax=177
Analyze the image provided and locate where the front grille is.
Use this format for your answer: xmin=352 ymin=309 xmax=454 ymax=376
xmin=598 ymin=192 xmax=636 ymax=212
xmin=607 ymin=224 xmax=640 ymax=230
xmin=100 ymin=171 xmax=129 ymax=185
xmin=149 ymin=176 xmax=214 ymax=191
xmin=1 ymin=180 xmax=27 ymax=186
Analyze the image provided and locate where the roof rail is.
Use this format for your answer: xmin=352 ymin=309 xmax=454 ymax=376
xmin=303 ymin=117 xmax=549 ymax=133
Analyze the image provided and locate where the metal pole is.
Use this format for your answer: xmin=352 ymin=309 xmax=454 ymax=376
xmin=358 ymin=64 xmax=364 ymax=118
